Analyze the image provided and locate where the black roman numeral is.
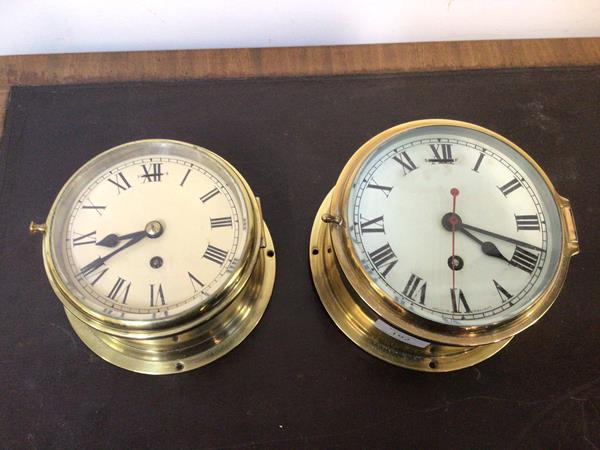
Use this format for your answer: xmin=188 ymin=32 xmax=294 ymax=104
xmin=368 ymin=243 xmax=398 ymax=277
xmin=203 ymin=245 xmax=228 ymax=265
xmin=200 ymin=187 xmax=220 ymax=203
xmin=493 ymin=280 xmax=513 ymax=303
xmin=72 ymin=231 xmax=96 ymax=246
xmin=108 ymin=172 xmax=131 ymax=193
xmin=472 ymin=152 xmax=485 ymax=172
xmin=141 ymin=163 xmax=164 ymax=182
xmin=188 ymin=272 xmax=204 ymax=292
xmin=150 ymin=283 xmax=166 ymax=307
xmin=510 ymin=246 xmax=539 ymax=273
xmin=180 ymin=168 xmax=191 ymax=187
xmin=402 ymin=274 xmax=427 ymax=304
xmin=393 ymin=151 xmax=417 ymax=175
xmin=498 ymin=178 xmax=522 ymax=196
xmin=450 ymin=288 xmax=471 ymax=313
xmin=82 ymin=200 xmax=106 ymax=216
xmin=515 ymin=214 xmax=541 ymax=231
xmin=210 ymin=216 xmax=233 ymax=228
xmin=427 ymin=143 xmax=454 ymax=163
xmin=107 ymin=277 xmax=131 ymax=303
xmin=360 ymin=215 xmax=385 ymax=234
xmin=367 ymin=180 xmax=393 ymax=197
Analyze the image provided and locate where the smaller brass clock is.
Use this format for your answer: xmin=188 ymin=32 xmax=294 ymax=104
xmin=31 ymin=139 xmax=275 ymax=374
xmin=310 ymin=119 xmax=579 ymax=371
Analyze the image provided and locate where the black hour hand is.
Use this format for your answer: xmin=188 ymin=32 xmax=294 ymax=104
xmin=460 ymin=227 xmax=509 ymax=262
xmin=96 ymin=231 xmax=143 ymax=247
xmin=481 ymin=241 xmax=509 ymax=262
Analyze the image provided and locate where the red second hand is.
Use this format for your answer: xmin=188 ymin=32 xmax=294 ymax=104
xmin=450 ymin=188 xmax=460 ymax=294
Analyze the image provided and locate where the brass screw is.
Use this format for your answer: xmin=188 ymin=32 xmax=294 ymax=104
xmin=321 ymin=214 xmax=343 ymax=225
xmin=29 ymin=221 xmax=47 ymax=235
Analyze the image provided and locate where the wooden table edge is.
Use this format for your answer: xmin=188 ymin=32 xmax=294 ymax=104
xmin=2 ymin=37 xmax=600 ymax=137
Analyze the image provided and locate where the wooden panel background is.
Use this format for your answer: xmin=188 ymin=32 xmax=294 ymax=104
xmin=1 ymin=38 xmax=600 ymax=134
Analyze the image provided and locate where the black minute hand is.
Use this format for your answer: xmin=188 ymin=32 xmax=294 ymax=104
xmin=460 ymin=223 xmax=544 ymax=252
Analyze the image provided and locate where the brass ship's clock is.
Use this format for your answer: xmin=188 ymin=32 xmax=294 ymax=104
xmin=31 ymin=139 xmax=275 ymax=374
xmin=310 ymin=119 xmax=579 ymax=371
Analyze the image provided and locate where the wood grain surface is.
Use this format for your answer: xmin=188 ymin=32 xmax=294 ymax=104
xmin=1 ymin=37 xmax=600 ymax=136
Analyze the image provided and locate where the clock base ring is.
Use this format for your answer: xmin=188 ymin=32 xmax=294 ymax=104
xmin=310 ymin=191 xmax=512 ymax=372
xmin=65 ymin=222 xmax=276 ymax=375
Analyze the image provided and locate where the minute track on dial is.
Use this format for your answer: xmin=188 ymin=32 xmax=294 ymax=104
xmin=351 ymin=130 xmax=553 ymax=325
xmin=67 ymin=155 xmax=245 ymax=313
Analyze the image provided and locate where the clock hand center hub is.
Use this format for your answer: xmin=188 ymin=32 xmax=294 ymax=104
xmin=447 ymin=255 xmax=464 ymax=270
xmin=145 ymin=220 xmax=164 ymax=239
xmin=441 ymin=212 xmax=462 ymax=231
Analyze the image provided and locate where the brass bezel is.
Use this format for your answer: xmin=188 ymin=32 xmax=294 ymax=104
xmin=312 ymin=119 xmax=578 ymax=364
xmin=310 ymin=192 xmax=512 ymax=372
xmin=36 ymin=139 xmax=276 ymax=373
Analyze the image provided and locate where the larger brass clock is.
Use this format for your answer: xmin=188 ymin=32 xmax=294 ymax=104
xmin=310 ymin=119 xmax=579 ymax=371
xmin=31 ymin=139 xmax=275 ymax=374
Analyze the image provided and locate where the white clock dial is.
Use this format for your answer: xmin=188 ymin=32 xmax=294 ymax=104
xmin=49 ymin=142 xmax=250 ymax=322
xmin=347 ymin=125 xmax=563 ymax=326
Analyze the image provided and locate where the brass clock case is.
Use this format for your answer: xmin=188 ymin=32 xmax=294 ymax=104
xmin=32 ymin=140 xmax=276 ymax=375
xmin=64 ymin=224 xmax=275 ymax=375
xmin=310 ymin=119 xmax=579 ymax=371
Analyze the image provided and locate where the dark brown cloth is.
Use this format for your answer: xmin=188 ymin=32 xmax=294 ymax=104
xmin=1 ymin=68 xmax=599 ymax=449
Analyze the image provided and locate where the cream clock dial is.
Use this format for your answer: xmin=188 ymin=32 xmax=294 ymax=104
xmin=66 ymin=156 xmax=246 ymax=319
xmin=310 ymin=119 xmax=578 ymax=372
xmin=32 ymin=140 xmax=276 ymax=375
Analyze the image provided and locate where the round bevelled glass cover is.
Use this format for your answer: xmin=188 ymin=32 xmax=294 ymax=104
xmin=346 ymin=124 xmax=562 ymax=326
xmin=48 ymin=141 xmax=251 ymax=322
